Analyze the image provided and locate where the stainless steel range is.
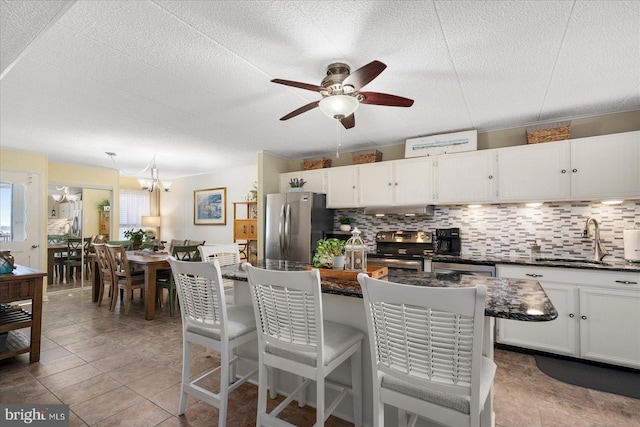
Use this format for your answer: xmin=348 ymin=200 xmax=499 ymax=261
xmin=366 ymin=230 xmax=433 ymax=272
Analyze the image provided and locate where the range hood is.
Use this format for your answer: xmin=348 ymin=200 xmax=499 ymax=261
xmin=363 ymin=205 xmax=434 ymax=216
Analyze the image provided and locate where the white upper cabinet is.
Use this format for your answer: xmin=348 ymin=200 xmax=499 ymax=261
xmin=497 ymin=141 xmax=571 ymax=202
xmin=279 ymin=169 xmax=326 ymax=194
xmin=359 ymin=157 xmax=433 ymax=207
xmin=326 ymin=166 xmax=358 ymax=208
xmin=569 ymin=131 xmax=640 ymax=200
xmin=434 ymin=150 xmax=497 ymax=204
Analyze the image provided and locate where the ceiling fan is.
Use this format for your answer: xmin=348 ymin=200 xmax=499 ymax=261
xmin=271 ymin=60 xmax=414 ymax=129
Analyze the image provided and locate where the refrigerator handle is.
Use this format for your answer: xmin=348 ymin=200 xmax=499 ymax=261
xmin=285 ymin=203 xmax=291 ymax=259
xmin=278 ymin=204 xmax=285 ymax=258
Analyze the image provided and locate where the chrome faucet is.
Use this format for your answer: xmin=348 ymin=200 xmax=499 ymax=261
xmin=583 ymin=217 xmax=609 ymax=261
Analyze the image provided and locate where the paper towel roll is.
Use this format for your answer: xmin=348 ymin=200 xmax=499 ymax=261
xmin=623 ymin=230 xmax=640 ymax=262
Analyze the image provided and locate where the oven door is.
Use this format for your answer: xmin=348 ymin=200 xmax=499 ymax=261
xmin=431 ymin=261 xmax=495 ymax=277
xmin=367 ymin=256 xmax=423 ymax=272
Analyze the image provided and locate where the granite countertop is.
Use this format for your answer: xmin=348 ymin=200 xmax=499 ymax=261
xmin=428 ymin=254 xmax=640 ymax=272
xmin=220 ymin=260 xmax=558 ymax=322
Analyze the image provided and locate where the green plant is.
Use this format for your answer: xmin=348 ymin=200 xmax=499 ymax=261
xmin=338 ymin=215 xmax=354 ymax=225
xmin=312 ymin=238 xmax=346 ymax=268
xmin=123 ymin=228 xmax=145 ymax=242
xmin=248 ymin=181 xmax=258 ymax=201
xmin=95 ymin=198 xmax=110 ymax=211
xmin=289 ymin=178 xmax=306 ymax=188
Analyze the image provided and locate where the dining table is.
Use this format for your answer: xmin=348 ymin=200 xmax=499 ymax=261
xmin=90 ymin=250 xmax=170 ymax=320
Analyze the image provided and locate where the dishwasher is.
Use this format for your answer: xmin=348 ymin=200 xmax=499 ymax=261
xmin=431 ymin=261 xmax=496 ymax=277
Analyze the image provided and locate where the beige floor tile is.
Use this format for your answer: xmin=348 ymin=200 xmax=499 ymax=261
xmin=93 ymin=400 xmax=173 ymax=427
xmin=53 ymin=373 xmax=122 ymax=406
xmin=127 ymin=369 xmax=182 ymax=399
xmin=71 ymin=386 xmax=144 ymax=425
xmin=39 ymin=363 xmax=102 ymax=392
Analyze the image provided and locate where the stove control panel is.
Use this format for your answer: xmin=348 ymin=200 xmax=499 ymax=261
xmin=375 ymin=231 xmax=432 ymax=244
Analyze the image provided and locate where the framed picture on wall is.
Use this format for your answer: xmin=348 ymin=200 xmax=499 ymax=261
xmin=194 ymin=187 xmax=226 ymax=225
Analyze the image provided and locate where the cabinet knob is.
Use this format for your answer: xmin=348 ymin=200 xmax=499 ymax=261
xmin=569 ymin=313 xmax=575 ymax=318
xmin=561 ymin=169 xmax=567 ymax=173
xmin=615 ymin=280 xmax=637 ymax=284
xmin=581 ymin=315 xmax=587 ymax=320
xmin=395 ymin=182 xmax=398 ymax=186
xmin=572 ymin=168 xmax=578 ymax=173
xmin=388 ymin=182 xmax=392 ymax=186
xmin=526 ymin=273 xmax=543 ymax=278
xmin=488 ymin=175 xmax=493 ymax=179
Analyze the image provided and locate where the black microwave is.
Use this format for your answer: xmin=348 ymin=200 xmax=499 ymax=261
xmin=434 ymin=228 xmax=461 ymax=255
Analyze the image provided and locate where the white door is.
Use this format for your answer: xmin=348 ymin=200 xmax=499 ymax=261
xmin=0 ymin=170 xmax=41 ymax=269
xmin=358 ymin=162 xmax=394 ymax=206
xmin=393 ymin=157 xmax=433 ymax=206
xmin=434 ymin=150 xmax=497 ymax=204
xmin=570 ymin=131 xmax=640 ymax=199
xmin=326 ymin=166 xmax=358 ymax=208
xmin=579 ymin=287 xmax=640 ymax=369
xmin=497 ymin=141 xmax=571 ymax=202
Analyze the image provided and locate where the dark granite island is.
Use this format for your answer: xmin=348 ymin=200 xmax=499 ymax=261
xmin=221 ymin=260 xmax=557 ymax=427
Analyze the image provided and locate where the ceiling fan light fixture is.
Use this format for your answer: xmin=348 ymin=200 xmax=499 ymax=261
xmin=319 ymin=95 xmax=359 ymax=120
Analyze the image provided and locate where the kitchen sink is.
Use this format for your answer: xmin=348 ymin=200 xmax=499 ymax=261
xmin=536 ymin=257 xmax=607 ymax=265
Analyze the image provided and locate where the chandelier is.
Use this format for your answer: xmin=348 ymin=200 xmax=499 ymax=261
xmin=138 ymin=156 xmax=171 ymax=192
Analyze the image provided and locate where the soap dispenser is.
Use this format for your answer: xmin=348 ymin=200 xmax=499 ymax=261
xmin=530 ymin=240 xmax=541 ymax=261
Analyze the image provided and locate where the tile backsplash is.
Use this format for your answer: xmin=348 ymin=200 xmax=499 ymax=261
xmin=334 ymin=200 xmax=640 ymax=260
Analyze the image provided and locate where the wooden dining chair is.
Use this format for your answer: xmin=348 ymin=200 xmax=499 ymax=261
xmin=170 ymin=257 xmax=258 ymax=427
xmin=357 ymin=273 xmax=495 ymax=427
xmin=106 ymin=244 xmax=145 ymax=315
xmin=65 ymin=237 xmax=83 ymax=281
xmin=243 ymin=262 xmax=364 ymax=427
xmin=48 ymin=235 xmax=66 ymax=280
xmin=93 ymin=243 xmax=115 ymax=308
xmin=156 ymin=245 xmax=200 ymax=317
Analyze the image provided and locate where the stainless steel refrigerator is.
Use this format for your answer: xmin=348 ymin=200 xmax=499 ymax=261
xmin=265 ymin=192 xmax=333 ymax=263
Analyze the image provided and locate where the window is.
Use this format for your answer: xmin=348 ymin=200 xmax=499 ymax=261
xmin=119 ymin=189 xmax=150 ymax=238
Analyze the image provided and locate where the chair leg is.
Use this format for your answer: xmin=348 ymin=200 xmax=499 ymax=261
xmin=297 ymin=376 xmax=306 ymax=407
xmin=257 ymin=358 xmax=269 ymax=426
xmin=169 ymin=288 xmax=175 ymax=317
xmin=178 ymin=340 xmax=191 ymax=415
xmin=219 ymin=346 xmax=230 ymax=427
xmin=268 ymin=368 xmax=277 ymax=399
xmin=316 ymin=375 xmax=324 ymax=426
xmin=351 ymin=344 xmax=362 ymax=427
xmin=97 ymin=281 xmax=105 ymax=307
xmin=124 ymin=289 xmax=133 ymax=315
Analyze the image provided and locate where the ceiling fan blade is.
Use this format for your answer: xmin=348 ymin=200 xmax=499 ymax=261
xmin=279 ymin=100 xmax=320 ymax=121
xmin=343 ymin=60 xmax=386 ymax=90
xmin=340 ymin=114 xmax=355 ymax=129
xmin=359 ymin=91 xmax=414 ymax=107
xmin=271 ymin=79 xmax=324 ymax=92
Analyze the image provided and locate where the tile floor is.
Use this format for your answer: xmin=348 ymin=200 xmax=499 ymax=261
xmin=1 ymin=287 xmax=639 ymax=427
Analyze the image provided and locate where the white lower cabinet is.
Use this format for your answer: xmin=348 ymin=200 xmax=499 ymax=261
xmin=496 ymin=265 xmax=640 ymax=369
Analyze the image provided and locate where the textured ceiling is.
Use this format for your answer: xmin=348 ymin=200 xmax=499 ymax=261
xmin=1 ymin=0 xmax=638 ymax=179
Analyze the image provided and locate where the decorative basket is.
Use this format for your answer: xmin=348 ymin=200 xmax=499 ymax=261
xmin=303 ymin=157 xmax=331 ymax=170
xmin=526 ymin=121 xmax=571 ymax=144
xmin=352 ymin=149 xmax=383 ymax=164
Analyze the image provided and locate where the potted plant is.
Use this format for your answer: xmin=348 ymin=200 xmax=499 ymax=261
xmin=289 ymin=178 xmax=306 ymax=192
xmin=312 ymin=238 xmax=346 ymax=270
xmin=96 ymin=198 xmax=110 ymax=211
xmin=338 ymin=215 xmax=354 ymax=232
xmin=123 ymin=228 xmax=145 ymax=249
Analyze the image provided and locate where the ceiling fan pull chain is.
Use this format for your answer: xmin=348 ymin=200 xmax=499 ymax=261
xmin=336 ymin=120 xmax=341 ymax=158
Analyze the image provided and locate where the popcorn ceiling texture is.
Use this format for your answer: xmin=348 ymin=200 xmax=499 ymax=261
xmin=335 ymin=201 xmax=640 ymax=260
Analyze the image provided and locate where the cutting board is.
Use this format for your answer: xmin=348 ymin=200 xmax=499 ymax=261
xmin=306 ymin=265 xmax=388 ymax=280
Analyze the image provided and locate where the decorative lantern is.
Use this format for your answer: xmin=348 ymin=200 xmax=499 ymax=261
xmin=345 ymin=228 xmax=367 ymax=272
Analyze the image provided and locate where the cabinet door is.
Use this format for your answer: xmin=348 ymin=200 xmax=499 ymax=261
xmin=570 ymin=131 xmax=640 ymax=199
xmin=579 ymin=288 xmax=640 ymax=369
xmin=358 ymin=162 xmax=394 ymax=207
xmin=496 ymin=282 xmax=578 ymax=356
xmin=393 ymin=157 xmax=433 ymax=205
xmin=326 ymin=166 xmax=358 ymax=208
xmin=434 ymin=150 xmax=497 ymax=204
xmin=234 ymin=220 xmax=253 ymax=240
xmin=300 ymin=169 xmax=326 ymax=194
xmin=497 ymin=141 xmax=570 ymax=202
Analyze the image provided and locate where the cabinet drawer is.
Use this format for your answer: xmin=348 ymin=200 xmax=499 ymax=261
xmin=0 ymin=280 xmax=35 ymax=302
xmin=497 ymin=265 xmax=640 ymax=289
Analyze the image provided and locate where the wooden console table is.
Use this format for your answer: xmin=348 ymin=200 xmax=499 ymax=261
xmin=0 ymin=265 xmax=45 ymax=362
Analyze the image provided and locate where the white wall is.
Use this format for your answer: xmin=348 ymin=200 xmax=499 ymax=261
xmin=159 ymin=165 xmax=257 ymax=245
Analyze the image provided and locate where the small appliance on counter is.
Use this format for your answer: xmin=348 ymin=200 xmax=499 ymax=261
xmin=434 ymin=228 xmax=461 ymax=256
xmin=623 ymin=229 xmax=640 ymax=262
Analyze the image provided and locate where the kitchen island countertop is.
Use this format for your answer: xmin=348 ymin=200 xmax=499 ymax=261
xmin=220 ymin=260 xmax=557 ymax=322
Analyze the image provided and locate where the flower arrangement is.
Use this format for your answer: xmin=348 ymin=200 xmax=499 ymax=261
xmin=289 ymin=178 xmax=306 ymax=188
